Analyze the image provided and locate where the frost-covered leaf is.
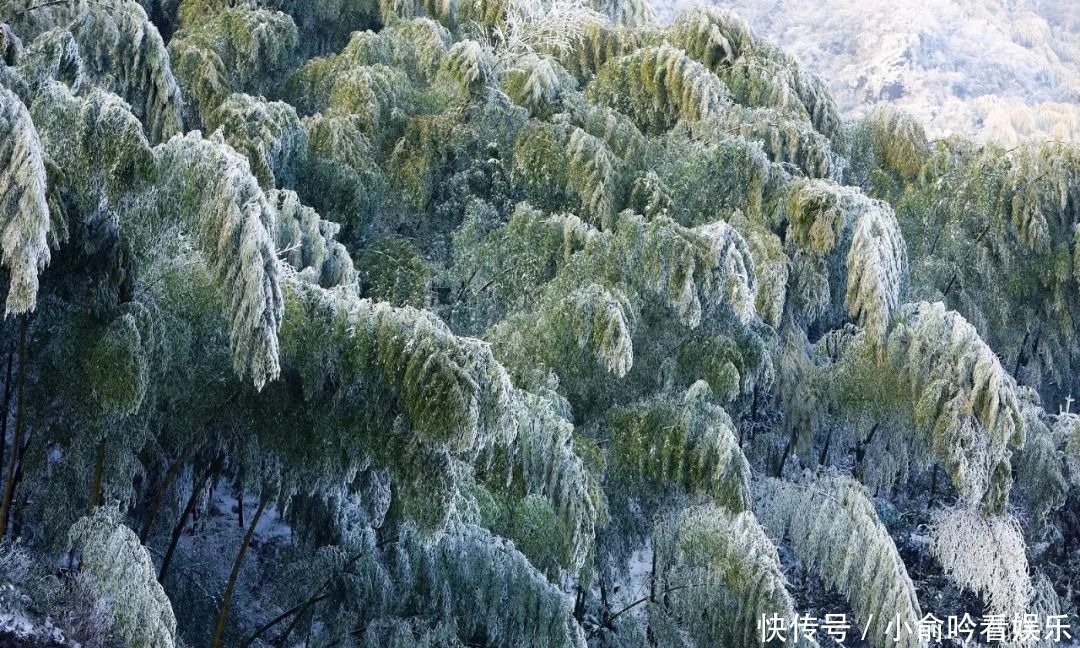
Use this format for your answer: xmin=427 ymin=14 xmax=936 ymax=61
xmin=755 ymin=475 xmax=924 ymax=648
xmin=587 ymin=44 xmax=732 ymax=134
xmin=611 ymin=381 xmax=751 ymax=511
xmin=156 ymin=131 xmax=284 ymax=389
xmin=0 ymin=84 xmax=51 ymax=314
xmin=270 ymin=189 xmax=354 ymax=288
xmin=8 ymin=0 xmax=184 ymax=142
xmin=68 ymin=507 xmax=176 ymax=648
xmin=655 ymin=505 xmax=812 ymax=648
xmin=928 ymin=506 xmax=1032 ymax=618
xmin=885 ymin=302 xmax=1023 ymax=511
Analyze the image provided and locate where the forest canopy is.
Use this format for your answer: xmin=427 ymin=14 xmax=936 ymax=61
xmin=0 ymin=0 xmax=1078 ymax=647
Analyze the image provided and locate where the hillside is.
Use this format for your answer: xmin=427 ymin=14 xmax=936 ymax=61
xmin=655 ymin=0 xmax=1080 ymax=143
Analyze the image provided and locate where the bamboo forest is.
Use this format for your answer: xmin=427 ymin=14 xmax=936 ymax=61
xmin=0 ymin=0 xmax=1078 ymax=646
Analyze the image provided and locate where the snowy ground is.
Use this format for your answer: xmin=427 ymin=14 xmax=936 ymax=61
xmin=147 ymin=482 xmax=294 ymax=648
xmin=0 ymin=611 xmax=65 ymax=647
xmin=652 ymin=0 xmax=1080 ymax=143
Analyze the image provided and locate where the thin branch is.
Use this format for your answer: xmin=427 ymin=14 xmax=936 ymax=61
xmin=587 ymin=583 xmax=705 ymax=638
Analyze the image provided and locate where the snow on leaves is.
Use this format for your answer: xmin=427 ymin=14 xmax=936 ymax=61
xmin=0 ymin=85 xmax=51 ymax=315
xmin=157 ymin=132 xmax=284 ymax=389
xmin=68 ymin=507 xmax=177 ymax=648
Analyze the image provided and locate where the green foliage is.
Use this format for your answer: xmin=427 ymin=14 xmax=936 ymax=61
xmin=849 ymin=105 xmax=930 ymax=186
xmin=885 ymin=302 xmax=1024 ymax=511
xmin=441 ymin=39 xmax=491 ymax=94
xmin=787 ymin=179 xmax=844 ymax=254
xmin=156 ymin=132 xmax=284 ymax=389
xmin=666 ymin=7 xmax=845 ymax=150
xmin=207 ymin=93 xmax=307 ymax=189
xmin=1014 ymin=391 xmax=1069 ymax=530
xmin=488 ymin=205 xmax=758 ymax=332
xmin=355 ymin=237 xmax=433 ymax=306
xmin=842 ymin=189 xmax=908 ymax=344
xmin=513 ymin=121 xmax=618 ymax=228
xmin=29 ymin=81 xmax=154 ymax=212
xmin=720 ymin=105 xmax=839 ymax=179
xmin=280 ymin=279 xmax=599 ymax=560
xmin=502 ymin=55 xmax=565 ymax=115
xmin=83 ymin=311 xmax=150 ymax=415
xmin=285 ymin=49 xmax=408 ymax=137
xmin=410 ymin=522 xmax=586 ymax=648
xmin=4 ymin=1 xmax=1078 ymax=645
xmin=555 ymin=21 xmax=653 ymax=82
xmin=168 ymin=6 xmax=298 ymax=123
xmin=610 ymin=381 xmax=751 ymax=511
xmin=5 ymin=0 xmax=184 ymax=142
xmin=885 ymin=138 xmax=1080 ymax=399
xmin=665 ymin=7 xmax=754 ymax=69
xmin=11 ymin=27 xmax=83 ymax=96
xmin=298 ymin=112 xmax=386 ymax=235
xmin=586 ymin=44 xmax=731 ymax=134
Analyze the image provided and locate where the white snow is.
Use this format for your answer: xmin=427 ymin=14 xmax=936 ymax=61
xmin=0 ymin=609 xmax=67 ymax=645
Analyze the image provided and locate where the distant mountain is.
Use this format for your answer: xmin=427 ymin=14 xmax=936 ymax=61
xmin=652 ymin=0 xmax=1080 ymax=143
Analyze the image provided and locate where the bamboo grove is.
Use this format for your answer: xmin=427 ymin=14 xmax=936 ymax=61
xmin=0 ymin=0 xmax=1078 ymax=646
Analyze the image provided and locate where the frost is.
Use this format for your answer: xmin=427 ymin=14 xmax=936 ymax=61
xmin=664 ymin=0 xmax=1080 ymax=144
xmin=611 ymin=381 xmax=752 ymax=511
xmin=654 ymin=505 xmax=813 ymax=648
xmin=68 ymin=507 xmax=177 ymax=648
xmin=586 ymin=43 xmax=732 ymax=134
xmin=207 ymin=93 xmax=308 ymax=189
xmin=756 ymin=474 xmax=924 ymax=648
xmin=156 ymin=131 xmax=284 ymax=389
xmin=843 ymin=192 xmax=908 ymax=345
xmin=929 ymin=506 xmax=1032 ymax=618
xmin=885 ymin=302 xmax=1024 ymax=511
xmin=270 ymin=188 xmax=355 ymax=288
xmin=7 ymin=0 xmax=184 ymax=142
xmin=0 ymin=85 xmax=51 ymax=315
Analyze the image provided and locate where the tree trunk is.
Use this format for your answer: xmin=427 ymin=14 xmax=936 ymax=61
xmin=89 ymin=438 xmax=106 ymax=509
xmin=854 ymin=423 xmax=879 ymax=483
xmin=819 ymin=428 xmax=833 ymax=467
xmin=1013 ymin=329 xmax=1031 ymax=378
xmin=212 ymin=493 xmax=269 ymax=648
xmin=8 ymin=454 xmax=28 ymax=539
xmin=242 ymin=591 xmax=329 ymax=648
xmin=158 ymin=463 xmax=213 ymax=583
xmin=274 ymin=604 xmax=310 ymax=648
xmin=573 ymin=584 xmax=585 ymax=623
xmin=929 ymin=463 xmax=938 ymax=505
xmin=0 ymin=348 xmax=14 ymax=501
xmin=140 ymin=443 xmax=195 ymax=542
xmin=0 ymin=317 xmax=28 ymax=539
xmin=774 ymin=431 xmax=795 ymax=478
